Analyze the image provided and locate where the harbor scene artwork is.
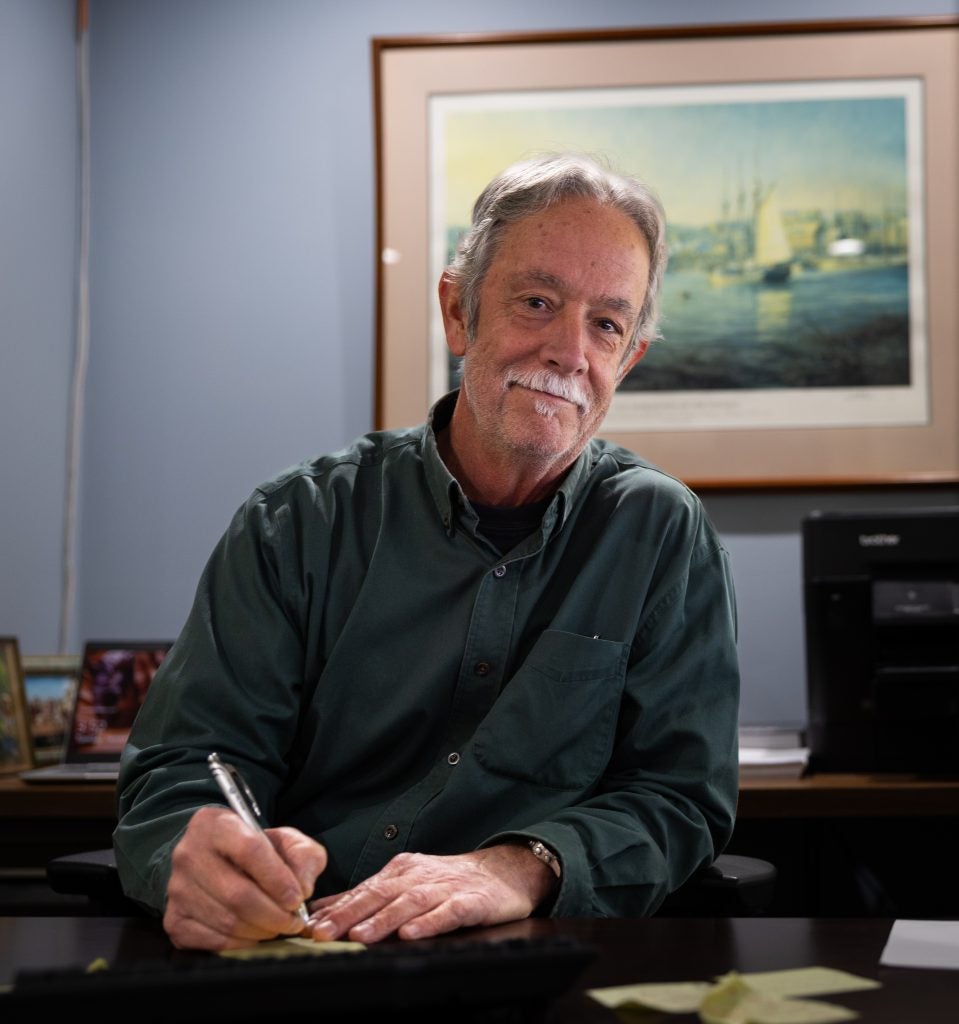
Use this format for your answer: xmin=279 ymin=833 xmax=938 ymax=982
xmin=429 ymin=78 xmax=927 ymax=433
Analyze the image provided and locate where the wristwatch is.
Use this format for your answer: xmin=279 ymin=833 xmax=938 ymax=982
xmin=528 ymin=839 xmax=562 ymax=878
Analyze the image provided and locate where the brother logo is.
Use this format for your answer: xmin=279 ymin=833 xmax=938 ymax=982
xmin=858 ymin=533 xmax=901 ymax=547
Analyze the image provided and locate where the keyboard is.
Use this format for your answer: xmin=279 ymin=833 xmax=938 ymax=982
xmin=5 ymin=933 xmax=597 ymax=1022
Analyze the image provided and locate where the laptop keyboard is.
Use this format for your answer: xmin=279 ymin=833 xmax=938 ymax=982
xmin=20 ymin=762 xmax=119 ymax=781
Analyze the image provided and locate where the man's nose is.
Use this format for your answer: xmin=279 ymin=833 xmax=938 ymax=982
xmin=541 ymin=309 xmax=589 ymax=375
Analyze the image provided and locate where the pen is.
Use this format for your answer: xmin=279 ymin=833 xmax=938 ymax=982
xmin=207 ymin=751 xmax=312 ymax=927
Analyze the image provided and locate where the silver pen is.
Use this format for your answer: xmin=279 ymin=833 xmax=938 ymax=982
xmin=207 ymin=751 xmax=312 ymax=927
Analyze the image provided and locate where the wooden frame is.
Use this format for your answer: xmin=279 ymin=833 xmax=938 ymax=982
xmin=0 ymin=637 xmax=33 ymax=774
xmin=21 ymin=653 xmax=80 ymax=767
xmin=372 ymin=18 xmax=959 ymax=490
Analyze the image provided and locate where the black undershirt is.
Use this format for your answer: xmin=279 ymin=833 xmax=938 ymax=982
xmin=471 ymin=498 xmax=551 ymax=555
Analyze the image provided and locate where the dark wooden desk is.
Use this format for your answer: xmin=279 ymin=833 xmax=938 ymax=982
xmin=0 ymin=915 xmax=955 ymax=1022
xmin=0 ymin=778 xmax=116 ymax=870
xmin=732 ymin=774 xmax=959 ymax=919
xmin=4 ymin=774 xmax=959 ymax=917
xmin=737 ymin=772 xmax=959 ymax=818
xmin=7 ymin=770 xmax=959 ymax=838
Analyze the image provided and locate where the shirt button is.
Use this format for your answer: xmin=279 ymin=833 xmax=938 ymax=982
xmin=474 ymin=661 xmax=491 ymax=676
xmin=383 ymin=824 xmax=398 ymax=840
xmin=447 ymin=752 xmax=460 ymax=765
xmin=493 ymin=564 xmax=507 ymax=578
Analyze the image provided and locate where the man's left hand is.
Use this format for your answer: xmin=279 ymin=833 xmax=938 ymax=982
xmin=304 ymin=844 xmax=558 ymax=943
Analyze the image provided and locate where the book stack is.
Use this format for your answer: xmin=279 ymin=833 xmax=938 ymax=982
xmin=738 ymin=725 xmax=810 ymax=778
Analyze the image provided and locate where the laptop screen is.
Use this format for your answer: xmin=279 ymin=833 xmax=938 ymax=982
xmin=65 ymin=641 xmax=172 ymax=762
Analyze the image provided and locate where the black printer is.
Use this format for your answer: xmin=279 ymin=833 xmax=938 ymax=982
xmin=802 ymin=507 xmax=959 ymax=775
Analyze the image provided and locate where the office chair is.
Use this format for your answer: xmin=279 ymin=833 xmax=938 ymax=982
xmin=46 ymin=848 xmax=776 ymax=918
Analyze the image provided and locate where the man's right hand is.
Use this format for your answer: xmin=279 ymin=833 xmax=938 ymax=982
xmin=162 ymin=805 xmax=327 ymax=950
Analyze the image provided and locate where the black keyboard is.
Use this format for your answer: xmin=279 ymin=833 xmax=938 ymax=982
xmin=5 ymin=934 xmax=597 ymax=1022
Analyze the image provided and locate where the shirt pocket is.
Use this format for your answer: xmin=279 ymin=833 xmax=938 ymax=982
xmin=471 ymin=629 xmax=629 ymax=791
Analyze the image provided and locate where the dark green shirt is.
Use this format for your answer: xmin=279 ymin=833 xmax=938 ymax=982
xmin=114 ymin=392 xmax=740 ymax=918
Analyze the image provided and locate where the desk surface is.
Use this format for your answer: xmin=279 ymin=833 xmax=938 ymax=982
xmin=0 ymin=915 xmax=955 ymax=1022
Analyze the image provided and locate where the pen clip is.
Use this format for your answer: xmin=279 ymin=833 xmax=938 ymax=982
xmin=208 ymin=751 xmax=263 ymax=822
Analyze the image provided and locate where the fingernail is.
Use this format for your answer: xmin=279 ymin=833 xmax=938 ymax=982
xmin=311 ymin=919 xmax=336 ymax=940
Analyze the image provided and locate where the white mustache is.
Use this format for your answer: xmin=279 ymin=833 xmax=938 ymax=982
xmin=503 ymin=368 xmax=592 ymax=413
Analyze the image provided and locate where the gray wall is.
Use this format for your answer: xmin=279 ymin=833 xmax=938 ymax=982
xmin=2 ymin=0 xmax=957 ymax=728
xmin=0 ymin=0 xmax=77 ymax=650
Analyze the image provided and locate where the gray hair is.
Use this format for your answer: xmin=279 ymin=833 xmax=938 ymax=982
xmin=446 ymin=152 xmax=668 ymax=357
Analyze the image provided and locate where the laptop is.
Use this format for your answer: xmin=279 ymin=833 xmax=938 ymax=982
xmin=20 ymin=640 xmax=172 ymax=783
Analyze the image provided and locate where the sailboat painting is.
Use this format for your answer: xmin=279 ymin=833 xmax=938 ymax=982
xmin=430 ymin=77 xmax=927 ymax=433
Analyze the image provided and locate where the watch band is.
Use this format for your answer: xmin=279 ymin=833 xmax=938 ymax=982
xmin=528 ymin=839 xmax=562 ymax=878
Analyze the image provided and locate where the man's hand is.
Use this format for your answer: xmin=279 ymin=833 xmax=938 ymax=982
xmin=305 ymin=844 xmax=559 ymax=944
xmin=162 ymin=805 xmax=327 ymax=950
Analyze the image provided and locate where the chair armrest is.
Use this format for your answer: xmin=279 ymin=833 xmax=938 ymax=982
xmin=656 ymin=854 xmax=777 ymax=917
xmin=46 ymin=848 xmax=142 ymax=915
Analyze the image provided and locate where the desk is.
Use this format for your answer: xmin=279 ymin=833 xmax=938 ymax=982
xmin=737 ymin=773 xmax=959 ymax=818
xmin=7 ymin=771 xmax=959 ymax=834
xmin=4 ymin=775 xmax=959 ymax=916
xmin=732 ymin=775 xmax=959 ymax=918
xmin=0 ymin=778 xmax=116 ymax=871
xmin=0 ymin=915 xmax=956 ymax=1022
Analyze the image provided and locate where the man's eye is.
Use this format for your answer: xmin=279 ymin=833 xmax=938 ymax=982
xmin=596 ymin=318 xmax=621 ymax=334
xmin=525 ymin=296 xmax=548 ymax=310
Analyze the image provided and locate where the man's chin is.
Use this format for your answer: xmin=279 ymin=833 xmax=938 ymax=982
xmin=505 ymin=418 xmax=582 ymax=462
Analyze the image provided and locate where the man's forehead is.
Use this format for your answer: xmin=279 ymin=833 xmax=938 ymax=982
xmin=494 ymin=200 xmax=649 ymax=266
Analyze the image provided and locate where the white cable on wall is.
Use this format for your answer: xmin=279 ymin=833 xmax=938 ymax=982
xmin=59 ymin=0 xmax=91 ymax=653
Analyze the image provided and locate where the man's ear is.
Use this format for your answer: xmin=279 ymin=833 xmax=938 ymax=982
xmin=617 ymin=338 xmax=650 ymax=383
xmin=438 ymin=272 xmax=468 ymax=357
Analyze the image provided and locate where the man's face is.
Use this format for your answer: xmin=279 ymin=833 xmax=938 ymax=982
xmin=446 ymin=197 xmax=651 ymax=469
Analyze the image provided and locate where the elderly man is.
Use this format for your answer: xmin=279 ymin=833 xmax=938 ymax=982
xmin=114 ymin=152 xmax=740 ymax=951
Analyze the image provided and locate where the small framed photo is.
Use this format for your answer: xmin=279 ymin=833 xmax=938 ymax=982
xmin=21 ymin=653 xmax=81 ymax=767
xmin=0 ymin=636 xmax=34 ymax=774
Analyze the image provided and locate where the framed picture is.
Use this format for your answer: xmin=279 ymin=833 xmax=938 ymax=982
xmin=373 ymin=17 xmax=959 ymax=489
xmin=0 ymin=636 xmax=33 ymax=774
xmin=21 ymin=653 xmax=80 ymax=766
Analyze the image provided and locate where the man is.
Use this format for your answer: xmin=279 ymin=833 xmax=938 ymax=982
xmin=114 ymin=152 xmax=740 ymax=951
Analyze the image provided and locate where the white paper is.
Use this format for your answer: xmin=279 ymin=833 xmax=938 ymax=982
xmin=879 ymin=920 xmax=959 ymax=970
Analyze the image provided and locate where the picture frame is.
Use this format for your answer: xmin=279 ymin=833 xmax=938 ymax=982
xmin=0 ymin=636 xmax=34 ymax=774
xmin=372 ymin=17 xmax=959 ymax=489
xmin=21 ymin=653 xmax=81 ymax=766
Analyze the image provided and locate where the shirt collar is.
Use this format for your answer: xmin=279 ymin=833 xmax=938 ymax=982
xmin=421 ymin=389 xmax=597 ymax=541
xmin=423 ymin=392 xmax=463 ymax=537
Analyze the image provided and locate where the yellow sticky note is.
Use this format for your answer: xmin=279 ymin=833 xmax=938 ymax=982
xmin=587 ymin=967 xmax=878 ymax=1024
xmin=700 ymin=973 xmax=859 ymax=1024
xmin=587 ymin=981 xmax=714 ymax=1014
xmin=219 ymin=937 xmax=366 ymax=959
xmin=740 ymin=967 xmax=880 ymax=999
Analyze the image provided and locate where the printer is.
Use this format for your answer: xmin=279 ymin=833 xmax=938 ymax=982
xmin=802 ymin=507 xmax=959 ymax=775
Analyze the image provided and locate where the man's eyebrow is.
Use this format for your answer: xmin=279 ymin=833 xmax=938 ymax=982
xmin=507 ymin=270 xmax=638 ymax=319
